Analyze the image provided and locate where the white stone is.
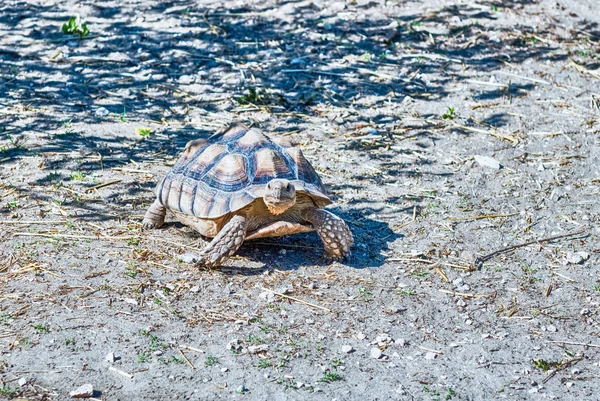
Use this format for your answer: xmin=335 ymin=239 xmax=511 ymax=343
xmin=94 ymin=107 xmax=109 ymax=117
xmin=474 ymin=155 xmax=501 ymax=169
xmin=425 ymin=352 xmax=437 ymax=360
xmin=105 ymin=352 xmax=116 ymax=363
xmin=17 ymin=378 xmax=27 ymax=387
xmin=178 ymin=253 xmax=199 ymax=263
xmin=341 ymin=345 xmax=354 ymax=353
xmin=370 ymin=348 xmax=383 ymax=359
xmin=70 ymin=384 xmax=94 ymax=398
xmin=565 ymin=252 xmax=590 ymax=265
xmin=248 ymin=344 xmax=268 ymax=354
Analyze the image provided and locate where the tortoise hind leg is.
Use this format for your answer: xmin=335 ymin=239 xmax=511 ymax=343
xmin=143 ymin=199 xmax=167 ymax=229
xmin=197 ymin=215 xmax=248 ymax=268
xmin=302 ymin=208 xmax=353 ymax=260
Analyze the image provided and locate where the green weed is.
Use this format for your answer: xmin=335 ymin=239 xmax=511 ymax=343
xmin=441 ymin=107 xmax=455 ymax=120
xmin=320 ymin=372 xmax=342 ymax=383
xmin=205 ymin=355 xmax=219 ymax=366
xmin=31 ymin=323 xmax=49 ymax=333
xmin=136 ymin=127 xmax=152 ymax=137
xmin=62 ymin=17 xmax=89 ymax=39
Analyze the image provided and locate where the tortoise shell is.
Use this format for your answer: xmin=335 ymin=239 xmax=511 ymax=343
xmin=156 ymin=124 xmax=331 ymax=219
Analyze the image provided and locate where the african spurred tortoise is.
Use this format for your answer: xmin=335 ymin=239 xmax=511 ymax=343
xmin=143 ymin=124 xmax=353 ymax=268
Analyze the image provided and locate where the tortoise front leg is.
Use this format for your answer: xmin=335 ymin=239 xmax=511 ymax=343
xmin=303 ymin=208 xmax=353 ymax=260
xmin=196 ymin=215 xmax=248 ymax=268
xmin=142 ymin=199 xmax=166 ymax=229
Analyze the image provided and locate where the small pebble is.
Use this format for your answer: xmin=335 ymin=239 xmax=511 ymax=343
xmin=342 ymin=345 xmax=354 ymax=353
xmin=565 ymin=252 xmax=590 ymax=265
xmin=248 ymin=344 xmax=269 ymax=354
xmin=456 ymin=299 xmax=467 ymax=307
xmin=221 ymin=367 xmax=229 ymax=373
xmin=395 ymin=338 xmax=407 ymax=347
xmin=177 ymin=253 xmax=198 ymax=264
xmin=474 ymin=155 xmax=501 ymax=169
xmin=370 ymin=348 xmax=383 ymax=359
xmin=17 ymin=378 xmax=27 ymax=387
xmin=547 ymin=325 xmax=557 ymax=333
xmin=70 ymin=384 xmax=94 ymax=398
xmin=94 ymin=107 xmax=109 ymax=117
xmin=425 ymin=352 xmax=437 ymax=360
xmin=105 ymin=352 xmax=116 ymax=363
xmin=236 ymin=385 xmax=248 ymax=393
xmin=356 ymin=332 xmax=366 ymax=340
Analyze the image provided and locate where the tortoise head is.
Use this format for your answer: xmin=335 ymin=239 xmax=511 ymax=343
xmin=263 ymin=179 xmax=296 ymax=215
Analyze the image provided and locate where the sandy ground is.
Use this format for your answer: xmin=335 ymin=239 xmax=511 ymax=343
xmin=1 ymin=0 xmax=600 ymax=400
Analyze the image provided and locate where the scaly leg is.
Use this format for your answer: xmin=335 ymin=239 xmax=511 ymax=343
xmin=196 ymin=215 xmax=248 ymax=268
xmin=302 ymin=208 xmax=353 ymax=260
xmin=142 ymin=199 xmax=167 ymax=229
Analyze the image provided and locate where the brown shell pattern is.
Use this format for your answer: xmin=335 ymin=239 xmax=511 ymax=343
xmin=156 ymin=125 xmax=331 ymax=218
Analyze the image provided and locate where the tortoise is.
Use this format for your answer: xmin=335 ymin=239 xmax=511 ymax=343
xmin=142 ymin=124 xmax=353 ymax=268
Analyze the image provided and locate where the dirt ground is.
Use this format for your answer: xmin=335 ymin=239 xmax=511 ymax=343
xmin=1 ymin=0 xmax=599 ymax=400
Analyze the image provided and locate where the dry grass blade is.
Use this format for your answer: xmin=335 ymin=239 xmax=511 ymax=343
xmin=261 ymin=287 xmax=332 ymax=312
xmin=448 ymin=213 xmax=518 ymax=221
xmin=85 ymin=179 xmax=122 ymax=193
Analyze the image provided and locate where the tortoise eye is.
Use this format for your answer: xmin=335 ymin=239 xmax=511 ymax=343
xmin=286 ymin=183 xmax=291 ymax=191
xmin=267 ymin=182 xmax=272 ymax=189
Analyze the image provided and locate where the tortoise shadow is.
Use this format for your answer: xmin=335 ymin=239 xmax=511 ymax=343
xmin=171 ymin=207 xmax=401 ymax=273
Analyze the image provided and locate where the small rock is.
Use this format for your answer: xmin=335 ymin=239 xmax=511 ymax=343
xmin=94 ymin=107 xmax=109 ymax=117
xmin=395 ymin=338 xmax=407 ymax=347
xmin=342 ymin=345 xmax=354 ymax=354
xmin=258 ymin=291 xmax=275 ymax=302
xmin=17 ymin=378 xmax=27 ymax=387
xmin=581 ymin=308 xmax=591 ymax=316
xmin=528 ymin=387 xmax=539 ymax=394
xmin=105 ymin=352 xmax=116 ymax=363
xmin=547 ymin=325 xmax=557 ymax=333
xmin=571 ymin=368 xmax=580 ymax=375
xmin=70 ymin=384 xmax=94 ymax=398
xmin=178 ymin=75 xmax=195 ymax=84
xmin=178 ymin=253 xmax=198 ymax=264
xmin=452 ymin=278 xmax=465 ymax=287
xmin=474 ymin=155 xmax=501 ymax=169
xmin=456 ymin=299 xmax=467 ymax=307
xmin=290 ymin=57 xmax=306 ymax=65
xmin=425 ymin=352 xmax=437 ymax=360
xmin=236 ymin=385 xmax=248 ymax=394
xmin=190 ymin=286 xmax=200 ymax=293
xmin=296 ymin=381 xmax=304 ymax=389
xmin=248 ymin=344 xmax=268 ymax=354
xmin=465 ymin=319 xmax=473 ymax=326
xmin=565 ymin=382 xmax=574 ymax=388
xmin=370 ymin=348 xmax=383 ymax=359
xmin=221 ymin=367 xmax=229 ymax=373
xmin=154 ymin=350 xmax=163 ymax=356
xmin=356 ymin=332 xmax=366 ymax=340
xmin=565 ymin=251 xmax=590 ymax=265
xmin=227 ymin=339 xmax=243 ymax=352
